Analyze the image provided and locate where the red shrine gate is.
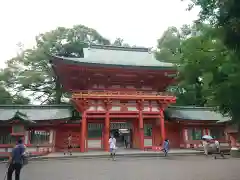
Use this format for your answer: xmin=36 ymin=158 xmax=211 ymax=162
xmin=72 ymin=91 xmax=175 ymax=152
xmin=51 ymin=45 xmax=177 ymax=152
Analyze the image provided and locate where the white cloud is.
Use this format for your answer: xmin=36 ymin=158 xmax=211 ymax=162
xmin=0 ymin=0 xmax=199 ymax=67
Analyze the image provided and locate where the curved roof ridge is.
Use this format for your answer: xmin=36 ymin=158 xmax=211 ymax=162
xmin=0 ymin=104 xmax=72 ymax=109
xmin=90 ymin=44 xmax=151 ymax=52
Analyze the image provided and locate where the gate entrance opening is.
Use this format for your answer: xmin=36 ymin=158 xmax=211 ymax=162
xmin=110 ymin=122 xmax=132 ymax=149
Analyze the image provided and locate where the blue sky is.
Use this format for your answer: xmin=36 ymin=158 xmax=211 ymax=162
xmin=0 ymin=0 xmax=199 ymax=67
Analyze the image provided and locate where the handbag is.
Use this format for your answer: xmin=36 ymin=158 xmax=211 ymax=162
xmin=22 ymin=152 xmax=30 ymax=166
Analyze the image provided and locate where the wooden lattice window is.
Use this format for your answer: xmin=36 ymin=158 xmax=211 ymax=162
xmin=144 ymin=124 xmax=152 ymax=137
xmin=29 ymin=130 xmax=50 ymax=145
xmin=188 ymin=128 xmax=202 ymax=140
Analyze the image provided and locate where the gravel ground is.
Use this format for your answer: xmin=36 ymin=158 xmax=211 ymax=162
xmin=0 ymin=156 xmax=239 ymax=180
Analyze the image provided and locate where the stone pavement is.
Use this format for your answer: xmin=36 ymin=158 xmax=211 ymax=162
xmin=0 ymin=156 xmax=239 ymax=180
xmin=32 ymin=148 xmax=203 ymax=161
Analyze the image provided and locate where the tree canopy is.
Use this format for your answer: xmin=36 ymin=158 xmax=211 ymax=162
xmin=177 ymin=0 xmax=240 ymax=124
xmin=0 ymin=69 xmax=30 ymax=104
xmin=2 ymin=25 xmax=110 ymax=104
xmin=188 ymin=0 xmax=240 ymax=52
xmin=155 ymin=24 xmax=207 ymax=106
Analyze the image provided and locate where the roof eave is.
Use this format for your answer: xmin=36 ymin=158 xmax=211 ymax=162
xmin=51 ymin=55 xmax=177 ymax=70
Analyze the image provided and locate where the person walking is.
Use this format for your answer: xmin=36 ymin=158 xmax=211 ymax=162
xmin=124 ymin=135 xmax=129 ymax=149
xmin=109 ymin=134 xmax=117 ymax=161
xmin=7 ymin=139 xmax=26 ymax=180
xmin=64 ymin=134 xmax=72 ymax=155
xmin=163 ymin=139 xmax=170 ymax=157
xmin=202 ymin=139 xmax=209 ymax=156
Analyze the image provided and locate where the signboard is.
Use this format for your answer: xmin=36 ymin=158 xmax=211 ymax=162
xmin=11 ymin=125 xmax=25 ymax=136
xmin=110 ymin=122 xmax=131 ymax=129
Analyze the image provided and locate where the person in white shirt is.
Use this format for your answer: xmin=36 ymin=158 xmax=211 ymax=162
xmin=202 ymin=139 xmax=209 ymax=156
xmin=214 ymin=140 xmax=220 ymax=152
xmin=109 ymin=134 xmax=117 ymax=160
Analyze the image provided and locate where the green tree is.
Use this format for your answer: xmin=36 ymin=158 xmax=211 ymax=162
xmin=155 ymin=27 xmax=182 ymax=63
xmin=155 ymin=24 xmax=206 ymax=106
xmin=185 ymin=0 xmax=240 ymax=124
xmin=0 ymin=70 xmax=29 ymax=104
xmin=187 ymin=0 xmax=240 ymax=52
xmin=3 ymin=25 xmax=110 ymax=104
xmin=179 ymin=24 xmax=227 ymax=107
xmin=112 ymin=38 xmax=130 ymax=47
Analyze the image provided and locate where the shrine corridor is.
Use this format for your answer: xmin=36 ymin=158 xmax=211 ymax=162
xmin=1 ymin=156 xmax=239 ymax=180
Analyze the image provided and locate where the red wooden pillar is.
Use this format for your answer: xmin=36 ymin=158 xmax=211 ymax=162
xmin=80 ymin=111 xmax=87 ymax=152
xmin=159 ymin=107 xmax=166 ymax=144
xmin=152 ymin=124 xmax=156 ymax=146
xmin=139 ymin=110 xmax=144 ymax=150
xmin=85 ymin=123 xmax=88 ymax=152
xmin=104 ymin=111 xmax=110 ymax=151
xmin=138 ymin=100 xmax=144 ymax=150
xmin=132 ymin=120 xmax=138 ymax=148
xmin=205 ymin=128 xmax=209 ymax=135
xmin=104 ymin=100 xmax=111 ymax=152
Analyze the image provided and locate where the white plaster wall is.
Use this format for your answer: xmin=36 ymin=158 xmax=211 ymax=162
xmin=111 ymin=106 xmax=121 ymax=111
xmin=151 ymin=101 xmax=159 ymax=112
xmin=87 ymin=106 xmax=96 ymax=111
xmin=27 ymin=147 xmax=37 ymax=152
xmin=24 ymin=131 xmax=29 ymax=144
xmin=144 ymin=138 xmax=152 ymax=146
xmin=142 ymin=86 xmax=152 ymax=90
xmin=88 ymin=140 xmax=101 ymax=148
xmin=128 ymin=107 xmax=137 ymax=111
xmin=49 ymin=130 xmax=54 ymax=144
xmin=96 ymin=105 xmax=104 ymax=111
xmin=143 ymin=107 xmax=150 ymax=111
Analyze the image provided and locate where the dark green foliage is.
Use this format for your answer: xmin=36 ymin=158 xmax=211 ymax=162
xmin=184 ymin=0 xmax=240 ymax=123
xmin=2 ymin=25 xmax=110 ymax=104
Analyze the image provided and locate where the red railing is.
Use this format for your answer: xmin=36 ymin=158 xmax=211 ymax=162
xmin=72 ymin=90 xmax=175 ymax=99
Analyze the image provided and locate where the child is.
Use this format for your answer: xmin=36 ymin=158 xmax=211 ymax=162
xmin=163 ymin=139 xmax=170 ymax=157
xmin=64 ymin=134 xmax=72 ymax=155
xmin=109 ymin=134 xmax=117 ymax=160
xmin=213 ymin=139 xmax=224 ymax=159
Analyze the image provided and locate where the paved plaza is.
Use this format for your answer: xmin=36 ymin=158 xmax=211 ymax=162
xmin=1 ymin=156 xmax=240 ymax=180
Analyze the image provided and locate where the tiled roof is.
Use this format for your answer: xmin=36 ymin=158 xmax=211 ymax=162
xmin=0 ymin=105 xmax=72 ymax=121
xmin=165 ymin=106 xmax=230 ymax=122
xmin=52 ymin=45 xmax=174 ymax=68
xmin=0 ymin=104 xmax=230 ymax=123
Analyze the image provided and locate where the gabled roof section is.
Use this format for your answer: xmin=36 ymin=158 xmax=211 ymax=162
xmin=52 ymin=44 xmax=175 ymax=68
xmin=0 ymin=105 xmax=72 ymax=121
xmin=165 ymin=106 xmax=230 ymax=122
xmin=6 ymin=110 xmax=35 ymax=124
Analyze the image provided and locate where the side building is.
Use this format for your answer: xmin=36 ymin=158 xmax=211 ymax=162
xmin=0 ymin=105 xmax=233 ymax=156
